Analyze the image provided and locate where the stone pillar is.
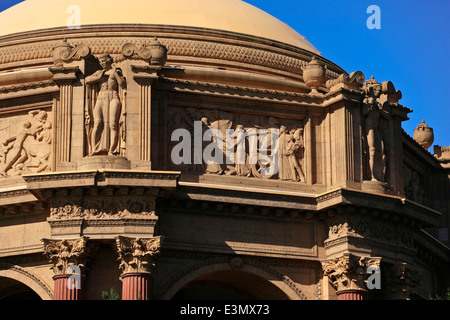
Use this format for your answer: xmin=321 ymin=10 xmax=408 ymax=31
xmin=42 ymin=236 xmax=89 ymax=300
xmin=49 ymin=41 xmax=92 ymax=169
xmin=321 ymin=253 xmax=381 ymax=300
xmin=115 ymin=236 xmax=164 ymax=300
xmin=49 ymin=66 xmax=79 ymax=164
xmin=121 ymin=39 xmax=167 ymax=170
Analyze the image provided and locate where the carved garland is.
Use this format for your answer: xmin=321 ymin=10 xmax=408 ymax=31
xmin=50 ymin=197 xmax=156 ymax=220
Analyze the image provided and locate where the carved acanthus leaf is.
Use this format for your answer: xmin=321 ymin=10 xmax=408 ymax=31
xmin=42 ymin=237 xmax=89 ymax=276
xmin=116 ymin=236 xmax=164 ymax=275
xmin=321 ymin=253 xmax=381 ymax=293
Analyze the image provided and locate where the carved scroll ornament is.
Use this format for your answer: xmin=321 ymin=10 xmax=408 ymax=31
xmin=53 ymin=40 xmax=91 ymax=66
xmin=122 ymin=38 xmax=168 ymax=66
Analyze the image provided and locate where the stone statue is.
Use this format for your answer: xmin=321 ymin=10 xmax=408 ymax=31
xmin=85 ymin=54 xmax=127 ymax=156
xmin=362 ymin=76 xmax=389 ymax=182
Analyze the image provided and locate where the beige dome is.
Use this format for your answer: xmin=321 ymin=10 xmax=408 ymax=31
xmin=0 ymin=0 xmax=320 ymax=54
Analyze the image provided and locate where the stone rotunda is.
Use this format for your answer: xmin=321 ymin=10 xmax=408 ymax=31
xmin=0 ymin=0 xmax=448 ymax=300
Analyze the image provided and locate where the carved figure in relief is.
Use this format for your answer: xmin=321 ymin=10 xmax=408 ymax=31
xmin=85 ymin=54 xmax=127 ymax=156
xmin=0 ymin=110 xmax=52 ymax=177
xmin=362 ymin=76 xmax=389 ymax=182
xmin=201 ymin=116 xmax=225 ymax=175
xmin=278 ymin=125 xmax=293 ymax=181
xmin=226 ymin=125 xmax=251 ymax=177
xmin=286 ymin=128 xmax=305 ymax=182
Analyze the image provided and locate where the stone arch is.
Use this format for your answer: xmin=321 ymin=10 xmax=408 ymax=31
xmin=156 ymin=256 xmax=307 ymax=300
xmin=0 ymin=263 xmax=53 ymax=300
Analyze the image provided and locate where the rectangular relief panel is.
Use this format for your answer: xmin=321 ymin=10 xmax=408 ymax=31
xmin=166 ymin=105 xmax=308 ymax=184
xmin=0 ymin=107 xmax=53 ymax=178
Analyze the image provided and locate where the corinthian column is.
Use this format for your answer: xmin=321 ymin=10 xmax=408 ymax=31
xmin=321 ymin=253 xmax=381 ymax=300
xmin=42 ymin=237 xmax=89 ymax=300
xmin=115 ymin=236 xmax=164 ymax=300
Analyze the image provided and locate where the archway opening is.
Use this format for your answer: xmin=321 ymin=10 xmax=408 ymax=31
xmin=0 ymin=277 xmax=42 ymax=300
xmin=172 ymin=270 xmax=288 ymax=300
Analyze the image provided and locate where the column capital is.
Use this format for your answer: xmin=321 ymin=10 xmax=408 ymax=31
xmin=42 ymin=236 xmax=89 ymax=277
xmin=115 ymin=236 xmax=164 ymax=276
xmin=321 ymin=253 xmax=381 ymax=296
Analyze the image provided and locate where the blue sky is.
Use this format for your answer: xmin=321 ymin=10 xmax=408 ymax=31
xmin=1 ymin=0 xmax=449 ymax=149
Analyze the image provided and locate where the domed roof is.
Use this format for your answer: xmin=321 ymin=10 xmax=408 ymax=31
xmin=0 ymin=0 xmax=320 ymax=54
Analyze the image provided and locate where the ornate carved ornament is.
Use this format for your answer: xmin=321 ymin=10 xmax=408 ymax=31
xmin=115 ymin=236 xmax=164 ymax=275
xmin=41 ymin=237 xmax=89 ymax=276
xmin=122 ymin=38 xmax=168 ymax=66
xmin=0 ymin=109 xmax=53 ymax=179
xmin=52 ymin=40 xmax=92 ymax=66
xmin=321 ymin=253 xmax=381 ymax=293
xmin=326 ymin=71 xmax=365 ymax=91
xmin=0 ymin=34 xmax=343 ymax=81
xmin=50 ymin=197 xmax=156 ymax=220
xmin=325 ymin=215 xmax=415 ymax=250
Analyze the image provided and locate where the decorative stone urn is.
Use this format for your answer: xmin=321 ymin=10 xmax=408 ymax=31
xmin=414 ymin=120 xmax=434 ymax=149
xmin=149 ymin=37 xmax=168 ymax=66
xmin=302 ymin=56 xmax=325 ymax=93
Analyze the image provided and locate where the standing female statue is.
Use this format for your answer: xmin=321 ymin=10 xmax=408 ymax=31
xmin=85 ymin=54 xmax=127 ymax=156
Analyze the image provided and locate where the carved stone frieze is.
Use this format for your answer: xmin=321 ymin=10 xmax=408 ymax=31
xmin=116 ymin=236 xmax=164 ymax=275
xmin=404 ymin=165 xmax=425 ymax=203
xmin=42 ymin=237 xmax=89 ymax=276
xmin=325 ymin=213 xmax=415 ymax=250
xmin=0 ymin=109 xmax=52 ymax=178
xmin=321 ymin=253 xmax=381 ymax=293
xmin=50 ymin=196 xmax=156 ymax=220
xmin=168 ymin=106 xmax=306 ymax=182
xmin=0 ymin=34 xmax=343 ymax=80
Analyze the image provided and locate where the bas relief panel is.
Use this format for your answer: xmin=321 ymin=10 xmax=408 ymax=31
xmin=0 ymin=109 xmax=53 ymax=178
xmin=168 ymin=106 xmax=306 ymax=182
